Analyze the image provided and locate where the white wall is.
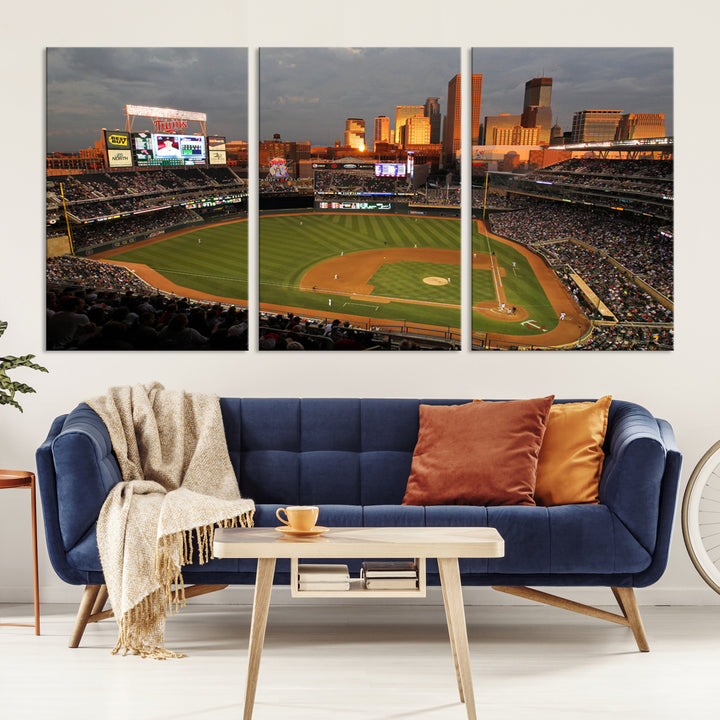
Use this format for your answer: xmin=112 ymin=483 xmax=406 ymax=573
xmin=2 ymin=0 xmax=718 ymax=607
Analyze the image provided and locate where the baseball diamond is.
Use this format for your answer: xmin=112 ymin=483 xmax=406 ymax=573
xmin=95 ymin=212 xmax=589 ymax=347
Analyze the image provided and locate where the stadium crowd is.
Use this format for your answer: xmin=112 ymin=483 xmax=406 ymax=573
xmin=313 ymin=170 xmax=411 ymax=197
xmin=46 ymin=256 xmax=248 ymax=351
xmin=488 ymin=197 xmax=673 ymax=302
xmin=47 ymin=167 xmax=248 ymax=245
xmin=258 ymin=312 xmax=449 ymax=351
xmin=506 ymin=157 xmax=673 ymax=221
xmin=58 ymin=207 xmax=202 ymax=251
xmin=485 ymin=193 xmax=673 ymax=349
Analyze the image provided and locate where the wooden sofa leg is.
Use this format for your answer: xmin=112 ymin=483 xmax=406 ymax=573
xmin=492 ymin=586 xmax=650 ymax=652
xmin=68 ymin=583 xmax=229 ymax=648
xmin=612 ymin=587 xmax=649 ymax=652
xmin=69 ymin=584 xmax=102 ymax=648
xmin=91 ymin=584 xmax=109 ymax=615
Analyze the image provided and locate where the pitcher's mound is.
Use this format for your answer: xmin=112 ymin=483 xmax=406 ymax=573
xmin=423 ymin=276 xmax=450 ymax=286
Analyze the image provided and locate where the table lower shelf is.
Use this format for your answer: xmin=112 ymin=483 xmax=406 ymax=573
xmin=290 ymin=557 xmax=427 ymax=598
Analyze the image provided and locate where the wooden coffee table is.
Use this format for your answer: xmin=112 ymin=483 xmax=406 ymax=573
xmin=213 ymin=526 xmax=504 ymax=720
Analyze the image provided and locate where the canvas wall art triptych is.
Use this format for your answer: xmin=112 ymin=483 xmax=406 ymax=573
xmin=45 ymin=47 xmax=673 ymax=352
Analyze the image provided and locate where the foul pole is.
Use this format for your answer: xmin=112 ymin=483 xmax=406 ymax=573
xmin=59 ymin=182 xmax=75 ymax=255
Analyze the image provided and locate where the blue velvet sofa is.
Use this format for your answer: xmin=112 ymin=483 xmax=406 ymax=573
xmin=35 ymin=397 xmax=681 ymax=651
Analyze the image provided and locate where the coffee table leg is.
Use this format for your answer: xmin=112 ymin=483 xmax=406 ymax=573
xmin=244 ymin=557 xmax=276 ymax=720
xmin=439 ymin=560 xmax=465 ymax=703
xmin=438 ymin=558 xmax=476 ymax=720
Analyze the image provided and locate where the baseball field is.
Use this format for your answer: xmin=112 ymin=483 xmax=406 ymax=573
xmin=96 ymin=212 xmax=589 ymax=346
xmin=259 ymin=212 xmax=462 ymax=330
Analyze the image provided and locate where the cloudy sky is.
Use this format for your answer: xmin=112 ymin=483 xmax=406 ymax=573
xmin=46 ymin=46 xmax=672 ymax=153
xmin=472 ymin=47 xmax=673 ymax=135
xmin=46 ymin=48 xmax=248 ymax=153
xmin=259 ymin=47 xmax=459 ymax=145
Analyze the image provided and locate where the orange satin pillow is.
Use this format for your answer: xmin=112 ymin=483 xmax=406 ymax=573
xmin=402 ymin=396 xmax=554 ymax=507
xmin=533 ymin=396 xmax=612 ymax=506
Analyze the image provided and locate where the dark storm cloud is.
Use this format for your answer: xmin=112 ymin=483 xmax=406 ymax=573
xmin=46 ymin=48 xmax=248 ymax=152
xmin=472 ymin=47 xmax=673 ymax=135
xmin=260 ymin=47 xmax=460 ymax=145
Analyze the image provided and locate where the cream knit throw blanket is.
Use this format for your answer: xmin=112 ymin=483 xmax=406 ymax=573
xmin=87 ymin=382 xmax=255 ymax=659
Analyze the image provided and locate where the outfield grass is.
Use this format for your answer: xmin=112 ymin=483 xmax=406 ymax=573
xmin=108 ymin=221 xmax=248 ymax=300
xmin=259 ymin=213 xmax=462 ymax=328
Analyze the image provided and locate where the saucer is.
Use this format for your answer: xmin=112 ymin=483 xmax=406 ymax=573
xmin=275 ymin=525 xmax=329 ymax=537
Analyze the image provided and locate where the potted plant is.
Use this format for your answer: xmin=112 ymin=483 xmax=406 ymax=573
xmin=0 ymin=320 xmax=48 ymax=412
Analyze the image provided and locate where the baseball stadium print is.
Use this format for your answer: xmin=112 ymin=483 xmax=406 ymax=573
xmin=470 ymin=47 xmax=673 ymax=351
xmin=45 ymin=46 xmax=672 ymax=353
xmin=46 ymin=48 xmax=250 ymax=351
xmin=258 ymin=47 xmax=462 ymax=351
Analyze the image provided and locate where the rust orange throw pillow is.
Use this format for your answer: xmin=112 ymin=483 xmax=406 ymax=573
xmin=402 ymin=396 xmax=554 ymax=507
xmin=533 ymin=396 xmax=612 ymax=506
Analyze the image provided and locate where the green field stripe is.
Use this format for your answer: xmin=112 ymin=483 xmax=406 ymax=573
xmin=108 ymin=222 xmax=248 ymax=300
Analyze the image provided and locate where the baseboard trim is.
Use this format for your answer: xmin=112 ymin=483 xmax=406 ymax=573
xmin=3 ymin=584 xmax=720 ymax=607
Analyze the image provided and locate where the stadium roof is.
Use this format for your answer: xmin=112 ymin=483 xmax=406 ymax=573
xmin=550 ymin=137 xmax=673 ymax=157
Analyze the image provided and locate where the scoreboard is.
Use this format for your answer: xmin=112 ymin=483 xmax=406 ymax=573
xmin=132 ymin=131 xmax=208 ymax=167
xmin=374 ymin=163 xmax=406 ymax=177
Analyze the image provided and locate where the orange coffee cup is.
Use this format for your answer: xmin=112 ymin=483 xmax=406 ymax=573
xmin=276 ymin=505 xmax=319 ymax=532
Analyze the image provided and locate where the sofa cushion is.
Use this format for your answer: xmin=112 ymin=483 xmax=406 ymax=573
xmin=534 ymin=396 xmax=612 ymax=506
xmin=402 ymin=396 xmax=554 ymax=506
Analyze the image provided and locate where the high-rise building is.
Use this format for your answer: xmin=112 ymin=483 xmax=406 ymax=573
xmin=570 ymin=110 xmax=623 ymax=143
xmin=424 ymin=97 xmax=441 ymax=144
xmin=405 ymin=115 xmax=431 ymax=145
xmin=550 ymin=122 xmax=564 ymax=146
xmin=444 ymin=74 xmax=483 ymax=165
xmin=344 ymin=118 xmax=366 ymax=151
xmin=483 ymin=114 xmax=521 ymax=145
xmin=615 ymin=113 xmax=666 ymax=140
xmin=374 ymin=116 xmax=390 ymax=149
xmin=523 ymin=77 xmax=552 ymax=110
xmin=395 ymin=105 xmax=424 ymax=148
xmin=492 ymin=125 xmax=539 ymax=146
xmin=521 ymin=77 xmax=553 ymax=144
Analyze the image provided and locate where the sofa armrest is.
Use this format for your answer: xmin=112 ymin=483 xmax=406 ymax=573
xmin=599 ymin=401 xmax=673 ymax=555
xmin=41 ymin=404 xmax=122 ymax=559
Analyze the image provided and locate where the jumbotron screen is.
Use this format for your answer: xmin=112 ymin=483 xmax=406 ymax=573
xmin=133 ymin=132 xmax=207 ymax=166
xmin=374 ymin=163 xmax=406 ymax=177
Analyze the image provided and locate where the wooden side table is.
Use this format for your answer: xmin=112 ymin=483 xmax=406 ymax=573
xmin=0 ymin=470 xmax=40 ymax=635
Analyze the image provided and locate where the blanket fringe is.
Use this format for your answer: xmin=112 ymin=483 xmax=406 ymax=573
xmin=113 ymin=589 xmax=186 ymax=660
xmin=116 ymin=510 xmax=256 ymax=658
xmin=112 ymin=511 xmax=255 ymax=659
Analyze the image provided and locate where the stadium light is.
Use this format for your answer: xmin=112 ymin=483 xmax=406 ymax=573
xmin=125 ymin=105 xmax=207 ymax=122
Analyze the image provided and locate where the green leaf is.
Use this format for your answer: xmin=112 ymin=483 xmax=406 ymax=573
xmin=0 ymin=320 xmax=48 ymax=412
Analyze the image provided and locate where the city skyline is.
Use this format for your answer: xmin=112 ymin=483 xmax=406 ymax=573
xmin=259 ymin=47 xmax=459 ymax=147
xmin=472 ymin=47 xmax=673 ymax=137
xmin=46 ymin=46 xmax=672 ymax=155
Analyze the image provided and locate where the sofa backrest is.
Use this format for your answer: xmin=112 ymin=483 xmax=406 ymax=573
xmin=220 ymin=398 xmax=469 ymax=506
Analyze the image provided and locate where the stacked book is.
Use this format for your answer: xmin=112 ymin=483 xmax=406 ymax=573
xmin=297 ymin=563 xmax=350 ymax=591
xmin=361 ymin=560 xmax=418 ymax=590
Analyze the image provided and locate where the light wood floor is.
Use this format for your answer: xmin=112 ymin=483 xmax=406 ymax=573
xmin=2 ymin=601 xmax=719 ymax=719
